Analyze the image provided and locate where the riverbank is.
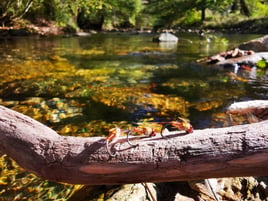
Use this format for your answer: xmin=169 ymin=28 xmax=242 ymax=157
xmin=0 ymin=17 xmax=268 ymax=37
xmin=205 ymin=17 xmax=268 ymax=34
xmin=0 ymin=23 xmax=267 ymax=201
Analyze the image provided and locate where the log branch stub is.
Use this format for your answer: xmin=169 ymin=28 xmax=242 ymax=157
xmin=0 ymin=105 xmax=268 ymax=185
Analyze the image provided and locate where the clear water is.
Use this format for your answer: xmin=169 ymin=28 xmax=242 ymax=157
xmin=0 ymin=32 xmax=266 ymax=200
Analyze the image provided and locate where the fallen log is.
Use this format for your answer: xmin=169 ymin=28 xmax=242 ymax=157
xmin=216 ymin=52 xmax=268 ymax=67
xmin=227 ymin=100 xmax=268 ymax=120
xmin=0 ymin=105 xmax=268 ymax=185
xmin=239 ymin=35 xmax=268 ymax=52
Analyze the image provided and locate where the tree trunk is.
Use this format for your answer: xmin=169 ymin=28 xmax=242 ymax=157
xmin=0 ymin=105 xmax=268 ymax=185
xmin=230 ymin=0 xmax=250 ymax=16
xmin=201 ymin=8 xmax=206 ymax=21
xmin=239 ymin=0 xmax=250 ymax=17
xmin=199 ymin=0 xmax=206 ymax=21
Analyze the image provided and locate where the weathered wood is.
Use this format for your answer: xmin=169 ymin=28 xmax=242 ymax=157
xmin=0 ymin=105 xmax=268 ymax=185
xmin=239 ymin=35 xmax=268 ymax=52
xmin=216 ymin=52 xmax=268 ymax=66
xmin=227 ymin=100 xmax=268 ymax=120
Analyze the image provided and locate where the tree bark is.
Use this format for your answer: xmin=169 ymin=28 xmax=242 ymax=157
xmin=239 ymin=0 xmax=250 ymax=17
xmin=0 ymin=105 xmax=268 ymax=185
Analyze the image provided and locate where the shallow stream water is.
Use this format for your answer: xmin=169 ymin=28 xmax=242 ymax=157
xmin=0 ymin=32 xmax=266 ymax=200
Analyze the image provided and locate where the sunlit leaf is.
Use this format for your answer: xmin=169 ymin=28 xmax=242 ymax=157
xmin=256 ymin=59 xmax=267 ymax=69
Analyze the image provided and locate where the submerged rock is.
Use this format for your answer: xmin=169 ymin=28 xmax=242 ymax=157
xmin=106 ymin=183 xmax=156 ymax=201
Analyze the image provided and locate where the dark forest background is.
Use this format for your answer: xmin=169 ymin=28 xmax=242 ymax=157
xmin=1 ymin=0 xmax=268 ymax=33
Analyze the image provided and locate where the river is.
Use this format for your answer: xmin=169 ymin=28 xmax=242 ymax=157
xmin=0 ymin=32 xmax=266 ymax=200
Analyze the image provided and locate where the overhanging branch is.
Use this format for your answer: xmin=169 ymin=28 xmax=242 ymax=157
xmin=0 ymin=105 xmax=268 ymax=185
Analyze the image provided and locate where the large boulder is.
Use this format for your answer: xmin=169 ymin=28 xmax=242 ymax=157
xmin=153 ymin=32 xmax=178 ymax=42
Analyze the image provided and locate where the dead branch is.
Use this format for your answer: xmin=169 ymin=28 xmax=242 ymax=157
xmin=227 ymin=100 xmax=268 ymax=120
xmin=0 ymin=104 xmax=268 ymax=185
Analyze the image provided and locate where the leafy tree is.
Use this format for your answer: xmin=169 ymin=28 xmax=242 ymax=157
xmin=230 ymin=0 xmax=268 ymax=17
xmin=0 ymin=0 xmax=44 ymax=25
xmin=250 ymin=0 xmax=268 ymax=17
xmin=194 ymin=0 xmax=235 ymax=21
xmin=145 ymin=0 xmax=268 ymax=29
xmin=145 ymin=0 xmax=192 ymax=29
xmin=230 ymin=0 xmax=250 ymax=16
xmin=145 ymin=0 xmax=219 ymax=28
xmin=77 ymin=0 xmax=142 ymax=30
xmin=1 ymin=0 xmax=268 ymax=31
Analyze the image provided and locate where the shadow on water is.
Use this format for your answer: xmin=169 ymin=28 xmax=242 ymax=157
xmin=150 ymin=63 xmax=222 ymax=100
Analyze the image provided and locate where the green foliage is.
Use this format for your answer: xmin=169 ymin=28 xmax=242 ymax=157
xmin=247 ymin=0 xmax=268 ymax=17
xmin=1 ymin=0 xmax=268 ymax=30
xmin=178 ymin=10 xmax=200 ymax=25
xmin=77 ymin=0 xmax=142 ymax=30
xmin=145 ymin=0 xmax=268 ymax=29
xmin=145 ymin=0 xmax=239 ymax=28
xmin=0 ymin=0 xmax=44 ymax=24
xmin=50 ymin=0 xmax=105 ymax=28
xmin=256 ymin=59 xmax=267 ymax=69
xmin=145 ymin=0 xmax=192 ymax=28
